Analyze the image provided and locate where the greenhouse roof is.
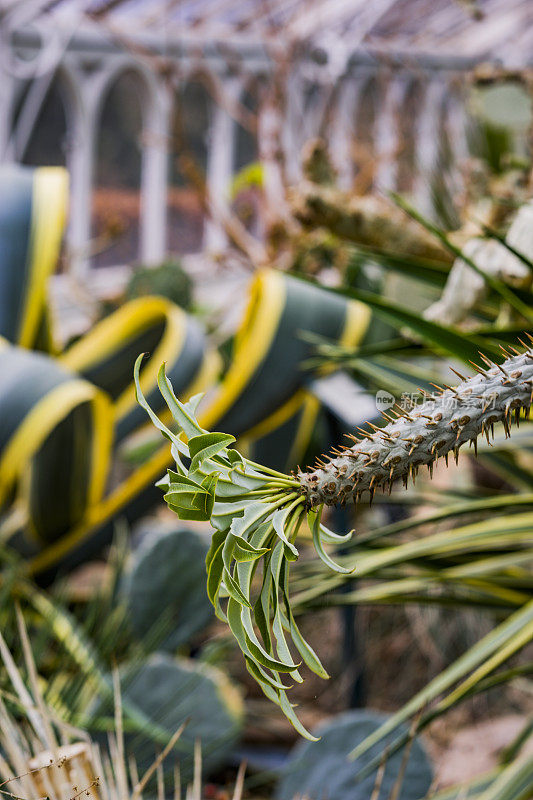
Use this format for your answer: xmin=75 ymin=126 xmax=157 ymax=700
xmin=2 ymin=0 xmax=533 ymax=69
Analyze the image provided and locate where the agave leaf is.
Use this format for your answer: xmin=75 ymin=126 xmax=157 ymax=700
xmin=479 ymin=450 xmax=533 ymax=491
xmin=424 ymin=769 xmax=501 ymax=800
xmin=296 ymin=278 xmax=500 ymax=364
xmin=293 ymin=512 xmax=533 ymax=607
xmin=350 ymin=354 xmax=441 ymax=397
xmin=356 ymin=492 xmax=533 ymax=546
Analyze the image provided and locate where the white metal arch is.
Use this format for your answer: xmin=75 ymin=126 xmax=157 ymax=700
xmin=72 ymin=57 xmax=172 ymax=271
xmin=204 ymin=75 xmax=246 ymax=253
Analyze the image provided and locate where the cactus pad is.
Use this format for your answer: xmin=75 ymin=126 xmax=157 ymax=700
xmin=90 ymin=653 xmax=244 ymax=783
xmin=276 ymin=710 xmax=433 ymax=800
xmin=122 ymin=527 xmax=213 ymax=651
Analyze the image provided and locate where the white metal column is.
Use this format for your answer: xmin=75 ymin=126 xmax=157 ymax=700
xmin=374 ymin=76 xmax=411 ymax=193
xmin=412 ymin=79 xmax=449 ymax=216
xmin=329 ymin=79 xmax=359 ymax=190
xmin=204 ymin=77 xmax=243 ymax=254
xmin=0 ymin=79 xmax=16 ymax=162
xmin=140 ymin=79 xmax=171 ymax=266
xmin=443 ymin=86 xmax=471 ymax=206
xmin=67 ymin=72 xmax=99 ymax=278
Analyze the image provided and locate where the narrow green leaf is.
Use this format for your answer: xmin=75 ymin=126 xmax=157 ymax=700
xmin=222 ymin=567 xmax=252 ymax=608
xmin=244 ymin=656 xmax=292 ymax=692
xmin=318 ymin=519 xmax=354 ymax=544
xmin=206 ymin=528 xmax=227 ymax=572
xmin=244 ymin=658 xmax=282 ymax=705
xmin=231 ymin=535 xmax=270 ymax=563
xmin=270 ymin=544 xmax=302 ymax=678
xmin=157 ymin=362 xmax=205 ymax=438
xmin=278 ymin=691 xmax=319 ymax=742
xmin=133 ymin=354 xmax=187 ymax=451
xmin=272 ymin=509 xmax=299 ymax=558
xmin=281 ymin=565 xmax=329 ymax=679
xmin=206 ymin=542 xmax=226 ymax=620
xmin=310 ymin=509 xmax=353 ymax=574
xmin=348 ymin=600 xmax=533 ymax=762
xmin=211 ymin=500 xmax=250 ymax=531
xmin=291 ymin=276 xmax=502 ymax=364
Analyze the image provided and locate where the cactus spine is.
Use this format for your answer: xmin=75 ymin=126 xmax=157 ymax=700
xmin=299 ymin=345 xmax=533 ymax=508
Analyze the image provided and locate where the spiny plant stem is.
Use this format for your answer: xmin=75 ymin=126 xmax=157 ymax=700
xmin=298 ymin=345 xmax=533 ymax=508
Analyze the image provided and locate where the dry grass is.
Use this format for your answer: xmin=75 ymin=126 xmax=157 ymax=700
xmin=0 ymin=607 xmax=244 ymax=800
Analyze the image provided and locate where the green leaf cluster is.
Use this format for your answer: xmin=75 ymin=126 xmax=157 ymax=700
xmin=134 ymin=354 xmax=355 ymax=740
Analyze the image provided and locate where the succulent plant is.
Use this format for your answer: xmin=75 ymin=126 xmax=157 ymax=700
xmin=121 ymin=526 xmax=213 ymax=651
xmin=275 ymin=709 xmax=433 ymax=800
xmin=89 ymin=653 xmax=244 ymax=784
xmin=134 ymin=343 xmax=533 ymax=738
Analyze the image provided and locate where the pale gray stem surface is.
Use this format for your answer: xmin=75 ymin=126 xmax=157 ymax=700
xmin=299 ymin=349 xmax=533 ymax=507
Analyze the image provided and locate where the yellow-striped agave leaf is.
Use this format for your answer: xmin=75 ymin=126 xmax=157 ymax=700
xmin=61 ymin=295 xmax=219 ymax=442
xmin=202 ymin=270 xmax=369 ymax=471
xmin=200 ymin=269 xmax=370 ymax=437
xmin=0 ymin=343 xmax=113 ymax=552
xmin=0 ymin=164 xmax=68 ymax=351
xmin=20 ymin=299 xmax=218 ymax=578
xmin=7 ymin=270 xmax=368 ymax=580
